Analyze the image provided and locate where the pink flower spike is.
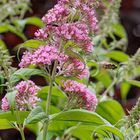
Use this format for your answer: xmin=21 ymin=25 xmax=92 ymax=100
xmin=19 ymin=45 xmax=66 ymax=68
xmin=1 ymin=80 xmax=40 ymax=111
xmin=42 ymin=2 xmax=69 ymax=25
xmin=59 ymin=57 xmax=89 ymax=79
xmin=19 ymin=51 xmax=33 ymax=68
xmin=62 ymin=80 xmax=98 ymax=111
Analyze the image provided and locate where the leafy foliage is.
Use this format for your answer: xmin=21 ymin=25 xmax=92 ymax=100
xmin=96 ymin=100 xmax=125 ymax=124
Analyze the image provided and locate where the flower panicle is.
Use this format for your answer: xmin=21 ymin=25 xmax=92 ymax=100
xmin=18 ymin=0 xmax=99 ymax=112
xmin=62 ymin=80 xmax=98 ymax=111
xmin=1 ymin=80 xmax=40 ymax=111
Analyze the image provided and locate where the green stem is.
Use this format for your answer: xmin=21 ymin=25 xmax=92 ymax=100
xmin=15 ymin=111 xmax=25 ymax=140
xmin=103 ymin=78 xmax=117 ymax=97
xmin=43 ymin=61 xmax=58 ymax=140
xmin=19 ymin=127 xmax=25 ymax=140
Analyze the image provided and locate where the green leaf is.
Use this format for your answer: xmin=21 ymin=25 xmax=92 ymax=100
xmin=64 ymin=41 xmax=76 ymax=49
xmin=24 ymin=17 xmax=44 ymax=27
xmin=65 ymin=49 xmax=85 ymax=66
xmin=26 ymin=123 xmax=39 ymax=135
xmin=48 ymin=109 xmax=109 ymax=132
xmin=113 ymin=23 xmax=126 ymax=38
xmin=49 ymin=121 xmax=77 ymax=131
xmin=39 ymin=101 xmax=61 ymax=114
xmin=120 ymin=82 xmax=131 ymax=100
xmin=16 ymin=39 xmax=45 ymax=49
xmin=93 ymin=35 xmax=102 ymax=46
xmin=96 ymin=71 xmax=112 ymax=88
xmin=96 ymin=100 xmax=125 ymax=124
xmin=65 ymin=124 xmax=124 ymax=140
xmin=38 ymin=86 xmax=67 ymax=100
xmin=10 ymin=68 xmax=46 ymax=85
xmin=0 ymin=111 xmax=29 ymax=123
xmin=105 ymin=51 xmax=129 ymax=62
xmin=0 ymin=40 xmax=8 ymax=52
xmin=126 ymin=80 xmax=140 ymax=88
xmin=0 ymin=25 xmax=26 ymax=40
xmin=88 ymin=61 xmax=100 ymax=77
xmin=50 ymin=106 xmax=61 ymax=114
xmin=6 ymin=90 xmax=17 ymax=112
xmin=13 ymin=17 xmax=44 ymax=31
xmin=65 ymin=125 xmax=97 ymax=140
xmin=93 ymin=125 xmax=124 ymax=140
xmin=0 ymin=119 xmax=12 ymax=129
xmin=25 ymin=106 xmax=47 ymax=125
xmin=0 ymin=25 xmax=12 ymax=33
xmin=50 ymin=109 xmax=109 ymax=125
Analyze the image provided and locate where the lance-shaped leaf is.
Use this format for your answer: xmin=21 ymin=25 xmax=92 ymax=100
xmin=25 ymin=106 xmax=47 ymax=125
xmin=65 ymin=49 xmax=85 ymax=66
xmin=93 ymin=125 xmax=124 ymax=140
xmin=6 ymin=90 xmax=17 ymax=112
xmin=96 ymin=99 xmax=125 ymax=124
xmin=10 ymin=68 xmax=46 ymax=85
xmin=38 ymin=86 xmax=67 ymax=100
xmin=0 ymin=111 xmax=29 ymax=125
xmin=16 ymin=39 xmax=45 ymax=50
xmin=49 ymin=109 xmax=110 ymax=131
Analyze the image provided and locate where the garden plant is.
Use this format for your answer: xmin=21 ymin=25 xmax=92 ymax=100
xmin=0 ymin=0 xmax=140 ymax=140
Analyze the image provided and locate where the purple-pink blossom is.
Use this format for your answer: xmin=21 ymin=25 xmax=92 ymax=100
xmin=59 ymin=57 xmax=89 ymax=79
xmin=35 ymin=28 xmax=49 ymax=40
xmin=19 ymin=45 xmax=66 ymax=68
xmin=42 ymin=2 xmax=69 ymax=25
xmin=1 ymin=97 xmax=9 ymax=112
xmin=62 ymin=80 xmax=98 ymax=110
xmin=34 ymin=0 xmax=98 ymax=53
xmin=1 ymin=80 xmax=40 ymax=111
xmin=19 ymin=51 xmax=33 ymax=68
xmin=81 ymin=4 xmax=98 ymax=32
xmin=31 ymin=45 xmax=59 ymax=65
xmin=56 ymin=23 xmax=93 ymax=52
xmin=35 ymin=23 xmax=93 ymax=53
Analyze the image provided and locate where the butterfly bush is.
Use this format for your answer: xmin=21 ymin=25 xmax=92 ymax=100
xmin=58 ymin=57 xmax=89 ymax=79
xmin=19 ymin=45 xmax=66 ymax=68
xmin=62 ymin=80 xmax=98 ymax=110
xmin=42 ymin=1 xmax=69 ymax=25
xmin=2 ymin=0 xmax=99 ymax=111
xmin=2 ymin=80 xmax=40 ymax=111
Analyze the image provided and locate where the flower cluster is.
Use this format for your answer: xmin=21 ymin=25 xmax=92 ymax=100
xmin=81 ymin=4 xmax=98 ymax=32
xmin=42 ymin=1 xmax=69 ymax=25
xmin=19 ymin=0 xmax=98 ymax=111
xmin=19 ymin=45 xmax=65 ymax=68
xmin=35 ymin=23 xmax=93 ymax=53
xmin=55 ymin=23 xmax=93 ymax=52
xmin=19 ymin=51 xmax=33 ymax=68
xmin=35 ymin=0 xmax=98 ymax=53
xmin=62 ymin=80 xmax=98 ymax=111
xmin=1 ymin=80 xmax=40 ymax=111
xmin=58 ymin=57 xmax=89 ymax=79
